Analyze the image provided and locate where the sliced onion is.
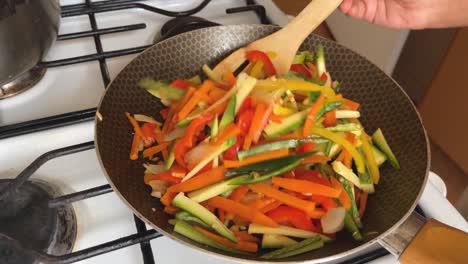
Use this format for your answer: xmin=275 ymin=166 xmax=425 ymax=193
xmin=148 ymin=180 xmax=171 ymax=198
xmin=143 ymin=164 xmax=165 ymax=174
xmin=163 ymin=127 xmax=186 ymax=141
xmin=184 ymin=141 xmax=218 ymax=165
xmin=321 ymin=207 xmax=346 ymax=234
xmin=134 ymin=114 xmax=161 ymax=125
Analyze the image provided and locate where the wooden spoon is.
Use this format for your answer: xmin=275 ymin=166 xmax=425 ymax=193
xmin=212 ymin=0 xmax=343 ymax=80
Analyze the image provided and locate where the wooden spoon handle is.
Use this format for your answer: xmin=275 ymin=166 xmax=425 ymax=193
xmin=281 ymin=0 xmax=342 ymax=44
xmin=400 ymin=219 xmax=468 ymax=264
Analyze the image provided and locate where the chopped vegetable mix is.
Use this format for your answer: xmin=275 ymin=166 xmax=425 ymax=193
xmin=125 ymin=47 xmax=400 ymax=258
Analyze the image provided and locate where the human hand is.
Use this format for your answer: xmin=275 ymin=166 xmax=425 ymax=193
xmin=340 ymin=0 xmax=468 ymax=29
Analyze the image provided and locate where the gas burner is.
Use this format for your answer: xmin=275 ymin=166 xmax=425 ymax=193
xmin=154 ymin=16 xmax=219 ymax=42
xmin=0 ymin=66 xmax=47 ymax=99
xmin=0 ymin=179 xmax=76 ymax=264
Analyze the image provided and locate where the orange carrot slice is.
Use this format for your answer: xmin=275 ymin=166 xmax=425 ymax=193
xmin=330 ymin=177 xmax=351 ymax=209
xmin=223 ymin=149 xmax=289 ymax=168
xmin=193 ymin=226 xmax=258 ymax=252
xmin=271 ymin=177 xmax=341 ymax=198
xmin=130 ymin=133 xmax=141 ymax=160
xmin=168 ymin=167 xmax=226 ymax=193
xmin=142 ymin=142 xmax=171 ymax=158
xmin=303 ymin=94 xmax=325 ymax=137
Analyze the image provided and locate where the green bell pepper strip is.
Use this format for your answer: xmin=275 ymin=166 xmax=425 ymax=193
xmin=316 ymin=100 xmax=343 ymax=120
xmin=225 ymin=152 xmax=312 ymax=177
xmin=310 ymin=127 xmax=365 ymax=173
xmin=237 ymin=138 xmax=328 ymax=160
xmin=344 ymin=211 xmax=363 ymax=241
xmin=339 ymin=177 xmax=362 ymax=228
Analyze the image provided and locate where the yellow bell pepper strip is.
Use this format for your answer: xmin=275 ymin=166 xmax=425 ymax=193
xmin=310 ymin=127 xmax=365 ymax=173
xmin=250 ymin=60 xmax=264 ymax=79
xmin=255 ymin=79 xmax=335 ymax=98
xmin=360 ymin=132 xmax=380 ymax=184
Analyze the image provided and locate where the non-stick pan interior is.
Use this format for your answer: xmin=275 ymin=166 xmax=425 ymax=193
xmin=95 ymin=25 xmax=429 ymax=262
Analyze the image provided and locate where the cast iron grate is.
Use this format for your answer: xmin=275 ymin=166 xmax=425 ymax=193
xmin=0 ymin=0 xmax=269 ymax=140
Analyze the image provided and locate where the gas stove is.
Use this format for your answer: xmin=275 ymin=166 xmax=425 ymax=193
xmin=0 ymin=1 xmax=467 ymax=264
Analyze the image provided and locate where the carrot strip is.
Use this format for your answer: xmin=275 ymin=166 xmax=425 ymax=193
xmin=305 ymin=62 xmax=317 ymax=78
xmin=359 ymin=192 xmax=368 ymax=218
xmin=323 ymin=110 xmax=337 ymax=127
xmin=243 ymin=103 xmax=272 ymax=149
xmin=170 ymin=164 xmax=187 ymax=178
xmin=334 ymin=94 xmax=343 ymax=100
xmin=125 ymin=112 xmax=144 ymax=138
xmin=153 ymin=126 xmax=168 ymax=160
xmin=224 ymin=149 xmax=289 ymax=168
xmin=336 ymin=150 xmax=346 ymax=162
xmin=205 ymin=196 xmax=279 ymax=227
xmin=271 ymin=177 xmax=341 ymax=198
xmin=168 ymin=167 xmax=226 ymax=193
xmin=193 ymin=226 xmax=258 ymax=252
xmin=259 ymin=200 xmax=283 ymax=213
xmin=330 ymin=177 xmax=351 ymax=209
xmin=234 ymin=231 xmax=259 ymax=242
xmin=226 ymin=185 xmax=250 ymax=220
xmin=160 ymin=191 xmax=177 ymax=207
xmin=253 ymin=104 xmax=273 ymax=143
xmin=247 ymin=198 xmax=276 ymax=211
xmin=212 ymin=123 xmax=241 ymax=145
xmin=143 ymin=142 xmax=171 ymax=158
xmin=144 ymin=172 xmax=181 ymax=184
xmin=164 ymin=205 xmax=179 ymax=215
xmin=249 ymin=183 xmax=316 ymax=217
xmin=303 ymin=94 xmax=325 ymax=137
xmin=178 ymin=80 xmax=214 ymax=121
xmin=130 ymin=133 xmax=141 ymax=160
xmin=208 ymin=87 xmax=227 ymax=101
xmin=343 ymin=132 xmax=355 ymax=168
xmin=301 ymin=155 xmax=330 ymax=164
xmin=270 ymin=113 xmax=283 ymax=124
xmin=224 ymin=70 xmax=236 ymax=86
xmin=343 ymin=98 xmax=360 ymax=110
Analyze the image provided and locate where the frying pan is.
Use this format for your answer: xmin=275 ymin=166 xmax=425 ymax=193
xmin=95 ymin=25 xmax=430 ymax=263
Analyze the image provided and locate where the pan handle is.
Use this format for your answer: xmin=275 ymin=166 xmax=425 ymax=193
xmin=379 ymin=211 xmax=468 ymax=263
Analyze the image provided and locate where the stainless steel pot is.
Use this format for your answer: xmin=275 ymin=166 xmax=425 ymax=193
xmin=0 ymin=0 xmax=60 ymax=86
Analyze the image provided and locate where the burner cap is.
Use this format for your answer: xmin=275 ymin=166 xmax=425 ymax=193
xmin=155 ymin=16 xmax=219 ymax=43
xmin=0 ymin=66 xmax=47 ymax=99
xmin=0 ymin=180 xmax=76 ymax=264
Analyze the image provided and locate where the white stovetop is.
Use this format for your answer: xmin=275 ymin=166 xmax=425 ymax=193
xmin=0 ymin=1 xmax=467 ymax=263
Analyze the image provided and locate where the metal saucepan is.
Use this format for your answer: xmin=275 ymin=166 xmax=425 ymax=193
xmin=95 ymin=25 xmax=463 ymax=263
xmin=0 ymin=0 xmax=60 ymax=86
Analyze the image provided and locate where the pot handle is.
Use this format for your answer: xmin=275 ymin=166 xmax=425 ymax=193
xmin=379 ymin=212 xmax=468 ymax=264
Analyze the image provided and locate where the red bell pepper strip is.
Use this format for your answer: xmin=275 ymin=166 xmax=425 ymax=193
xmin=237 ymin=96 xmax=255 ymax=114
xmin=171 ymin=79 xmax=190 ymax=89
xmin=184 ymin=112 xmax=214 ymax=147
xmin=320 ymin=72 xmax=328 ymax=81
xmin=174 ymin=136 xmax=190 ymax=168
xmin=266 ymin=205 xmax=315 ymax=231
xmin=236 ymin=109 xmax=254 ymax=135
xmin=141 ymin=123 xmax=157 ymax=147
xmin=246 ymin=50 xmax=277 ymax=76
xmin=160 ymin=108 xmax=169 ymax=119
xmin=310 ymin=195 xmax=338 ymax=212
xmin=290 ymin=64 xmax=312 ymax=78
xmin=297 ymin=142 xmax=315 ymax=154
xmin=223 ymin=135 xmax=241 ymax=160
xmin=294 ymin=169 xmax=331 ymax=187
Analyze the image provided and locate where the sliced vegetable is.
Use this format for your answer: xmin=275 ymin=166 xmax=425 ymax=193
xmin=360 ymin=132 xmax=380 ymax=184
xmin=261 ymin=237 xmax=323 ymax=259
xmin=264 ymin=109 xmax=308 ymax=139
xmin=344 ymin=212 xmax=363 ymax=241
xmin=271 ymin=177 xmax=341 ymax=198
xmin=248 ymin=223 xmax=331 ymax=241
xmin=246 ymin=50 xmax=277 ymax=76
xmin=316 ymin=45 xmax=326 ymax=77
xmin=293 ymin=51 xmax=314 ymax=64
xmin=312 ymin=127 xmax=365 ymax=173
xmin=205 ymin=196 xmax=278 ymax=227
xmin=266 ymin=205 xmax=315 ymax=231
xmin=339 ymin=177 xmax=362 ymax=228
xmin=224 ymin=149 xmax=289 ymax=168
xmin=262 ymin=234 xmax=297 ymax=249
xmin=173 ymin=220 xmax=243 ymax=254
xmin=372 ymin=128 xmax=400 ymax=169
xmin=183 ymin=137 xmax=236 ymax=182
xmin=303 ymin=94 xmax=325 ymax=137
xmin=326 ymin=123 xmax=361 ymax=132
xmin=168 ymin=167 xmax=226 ymax=193
xmin=138 ymin=78 xmax=185 ymax=106
xmin=332 ymin=161 xmax=374 ymax=193
xmin=372 ymin=144 xmax=387 ymax=167
xmin=172 ymin=193 xmax=236 ymax=242
xmin=320 ymin=207 xmax=345 ymax=234
xmin=237 ymin=139 xmax=301 ymax=160
xmin=188 ymin=175 xmax=250 ymax=202
xmin=249 ymin=183 xmax=317 ymax=217
xmin=234 ymin=77 xmax=257 ymax=113
xmin=336 ymin=110 xmax=360 ymax=119
xmin=219 ymin=95 xmax=236 ymax=130
xmin=193 ymin=226 xmax=258 ymax=252
xmin=175 ymin=211 xmax=210 ymax=228
xmin=255 ymin=79 xmax=335 ymax=99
